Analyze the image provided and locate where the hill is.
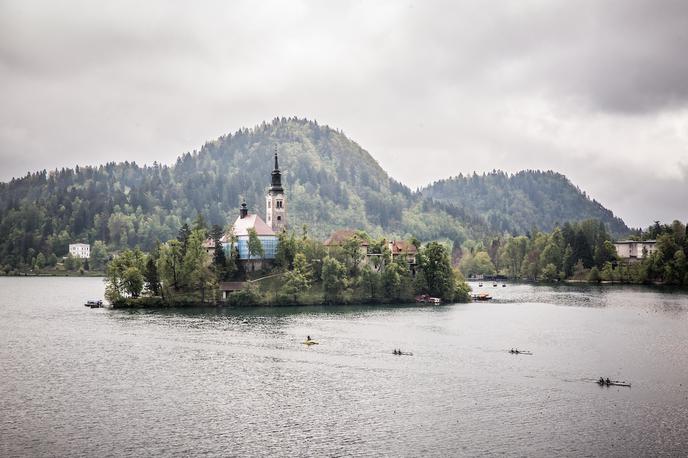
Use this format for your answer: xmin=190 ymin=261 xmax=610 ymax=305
xmin=422 ymin=170 xmax=629 ymax=236
xmin=0 ymin=117 xmax=628 ymax=270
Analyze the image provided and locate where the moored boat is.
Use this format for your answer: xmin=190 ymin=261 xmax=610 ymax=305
xmin=84 ymin=300 xmax=103 ymax=308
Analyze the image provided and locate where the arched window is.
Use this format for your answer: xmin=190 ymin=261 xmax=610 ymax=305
xmin=277 ymin=216 xmax=282 ymax=221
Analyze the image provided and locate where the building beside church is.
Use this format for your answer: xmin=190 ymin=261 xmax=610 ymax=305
xmin=219 ymin=152 xmax=286 ymax=271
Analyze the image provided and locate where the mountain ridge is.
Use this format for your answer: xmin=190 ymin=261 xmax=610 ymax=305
xmin=0 ymin=117 xmax=630 ymax=269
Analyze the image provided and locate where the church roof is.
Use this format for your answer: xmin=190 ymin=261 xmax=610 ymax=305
xmin=229 ymin=213 xmax=276 ymax=237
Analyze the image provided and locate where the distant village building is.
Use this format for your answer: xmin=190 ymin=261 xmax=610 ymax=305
xmin=613 ymin=240 xmax=657 ymax=260
xmin=323 ymin=230 xmax=418 ymax=271
xmin=388 ymin=240 xmax=418 ymax=266
xmin=69 ymin=243 xmax=90 ymax=259
xmin=324 ymin=229 xmax=370 ymax=259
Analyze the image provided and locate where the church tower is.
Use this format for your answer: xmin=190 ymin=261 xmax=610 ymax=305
xmin=266 ymin=151 xmax=287 ymax=232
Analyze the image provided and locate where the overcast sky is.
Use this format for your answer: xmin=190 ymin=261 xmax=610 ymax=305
xmin=1 ymin=0 xmax=687 ymax=228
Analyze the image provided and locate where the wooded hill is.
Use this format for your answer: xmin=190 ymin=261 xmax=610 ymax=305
xmin=422 ymin=171 xmax=629 ymax=235
xmin=0 ymin=117 xmax=629 ymax=270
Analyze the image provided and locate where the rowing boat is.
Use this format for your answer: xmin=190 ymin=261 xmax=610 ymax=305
xmin=597 ymin=380 xmax=631 ymax=387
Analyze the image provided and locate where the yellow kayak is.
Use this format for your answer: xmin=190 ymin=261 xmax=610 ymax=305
xmin=302 ymin=340 xmax=319 ymax=345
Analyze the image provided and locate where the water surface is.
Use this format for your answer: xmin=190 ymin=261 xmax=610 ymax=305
xmin=1 ymin=278 xmax=687 ymax=456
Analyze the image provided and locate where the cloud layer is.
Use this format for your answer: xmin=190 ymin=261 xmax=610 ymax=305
xmin=1 ymin=0 xmax=687 ymax=227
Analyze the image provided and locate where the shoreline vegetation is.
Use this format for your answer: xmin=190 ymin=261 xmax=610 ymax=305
xmin=103 ymin=222 xmax=472 ymax=308
xmin=4 ymin=218 xmax=686 ymax=308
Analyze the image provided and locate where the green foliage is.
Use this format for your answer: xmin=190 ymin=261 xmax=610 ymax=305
xmin=247 ymin=228 xmax=264 ymax=260
xmin=459 ymin=251 xmax=496 ymax=277
xmin=90 ymin=241 xmax=108 ymax=270
xmin=452 ymin=269 xmax=472 ymax=303
xmin=281 ymin=253 xmax=311 ymax=301
xmin=418 ymin=242 xmax=455 ymax=301
xmin=104 ymin=248 xmax=146 ymax=302
xmin=360 ymin=265 xmax=382 ymax=301
xmin=0 ymin=118 xmax=634 ymax=272
xmin=541 ymin=263 xmax=559 ymax=282
xmin=64 ymin=254 xmax=81 ymax=271
xmin=157 ymin=239 xmax=184 ymax=292
xmin=321 ymin=256 xmax=348 ymax=303
xmin=423 ymin=170 xmax=629 ymax=236
xmin=34 ymin=252 xmax=45 ymax=269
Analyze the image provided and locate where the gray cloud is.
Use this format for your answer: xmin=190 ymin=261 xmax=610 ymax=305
xmin=1 ymin=0 xmax=687 ymax=227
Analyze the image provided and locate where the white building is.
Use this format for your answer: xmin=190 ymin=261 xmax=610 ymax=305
xmin=69 ymin=243 xmax=90 ymax=259
xmin=613 ymin=240 xmax=656 ymax=260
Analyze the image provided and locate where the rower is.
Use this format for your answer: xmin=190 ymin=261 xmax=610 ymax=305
xmin=606 ymin=377 xmax=611 ymax=385
xmin=307 ymin=335 xmax=311 ymax=341
xmin=599 ymin=377 xmax=605 ymax=384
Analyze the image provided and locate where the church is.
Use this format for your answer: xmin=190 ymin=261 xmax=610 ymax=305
xmin=221 ymin=152 xmax=287 ymax=270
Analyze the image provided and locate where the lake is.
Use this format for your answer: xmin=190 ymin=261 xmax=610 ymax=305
xmin=1 ymin=277 xmax=687 ymax=456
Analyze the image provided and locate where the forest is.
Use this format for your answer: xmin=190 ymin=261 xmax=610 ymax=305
xmin=0 ymin=117 xmax=634 ymax=273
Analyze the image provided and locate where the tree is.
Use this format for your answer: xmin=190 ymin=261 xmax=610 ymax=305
xmin=281 ymin=253 xmax=311 ymax=302
xmin=90 ymin=240 xmax=109 ymax=270
xmin=452 ymin=269 xmax=472 ymax=302
xmin=64 ymin=254 xmax=81 ymax=271
xmin=182 ymin=229 xmax=216 ymax=301
xmin=342 ymin=235 xmax=365 ymax=274
xmin=157 ymin=239 xmax=184 ymax=291
xmin=193 ymin=213 xmax=208 ymax=234
xmin=122 ymin=266 xmax=144 ymax=297
xmin=247 ymin=228 xmax=265 ymax=263
xmin=321 ymin=256 xmax=347 ymax=303
xmin=588 ymin=266 xmax=601 ymax=283
xmin=47 ymin=253 xmax=58 ymax=267
xmin=210 ymin=224 xmax=228 ymax=279
xmin=501 ymin=236 xmax=528 ymax=278
xmin=275 ymin=230 xmax=298 ymax=269
xmin=360 ymin=265 xmax=381 ymax=301
xmin=418 ymin=242 xmax=455 ymax=300
xmin=459 ymin=251 xmax=496 ymax=277
xmin=177 ymin=223 xmax=191 ymax=257
xmin=382 ymin=259 xmax=412 ymax=302
xmin=34 ymin=252 xmax=46 ymax=270
xmin=541 ymin=263 xmax=559 ymax=282
xmin=104 ymin=248 xmax=146 ymax=302
xmin=144 ymin=244 xmax=162 ymax=296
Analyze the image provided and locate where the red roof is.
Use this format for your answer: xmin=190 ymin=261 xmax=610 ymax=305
xmin=390 ymin=240 xmax=418 ymax=254
xmin=229 ymin=213 xmax=275 ymax=237
xmin=324 ymin=229 xmax=369 ymax=246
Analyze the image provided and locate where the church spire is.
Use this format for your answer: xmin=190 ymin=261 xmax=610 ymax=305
xmin=270 ymin=147 xmax=283 ymax=192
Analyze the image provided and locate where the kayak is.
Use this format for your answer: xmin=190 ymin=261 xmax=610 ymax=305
xmin=508 ymin=350 xmax=533 ymax=355
xmin=303 ymin=340 xmax=319 ymax=345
